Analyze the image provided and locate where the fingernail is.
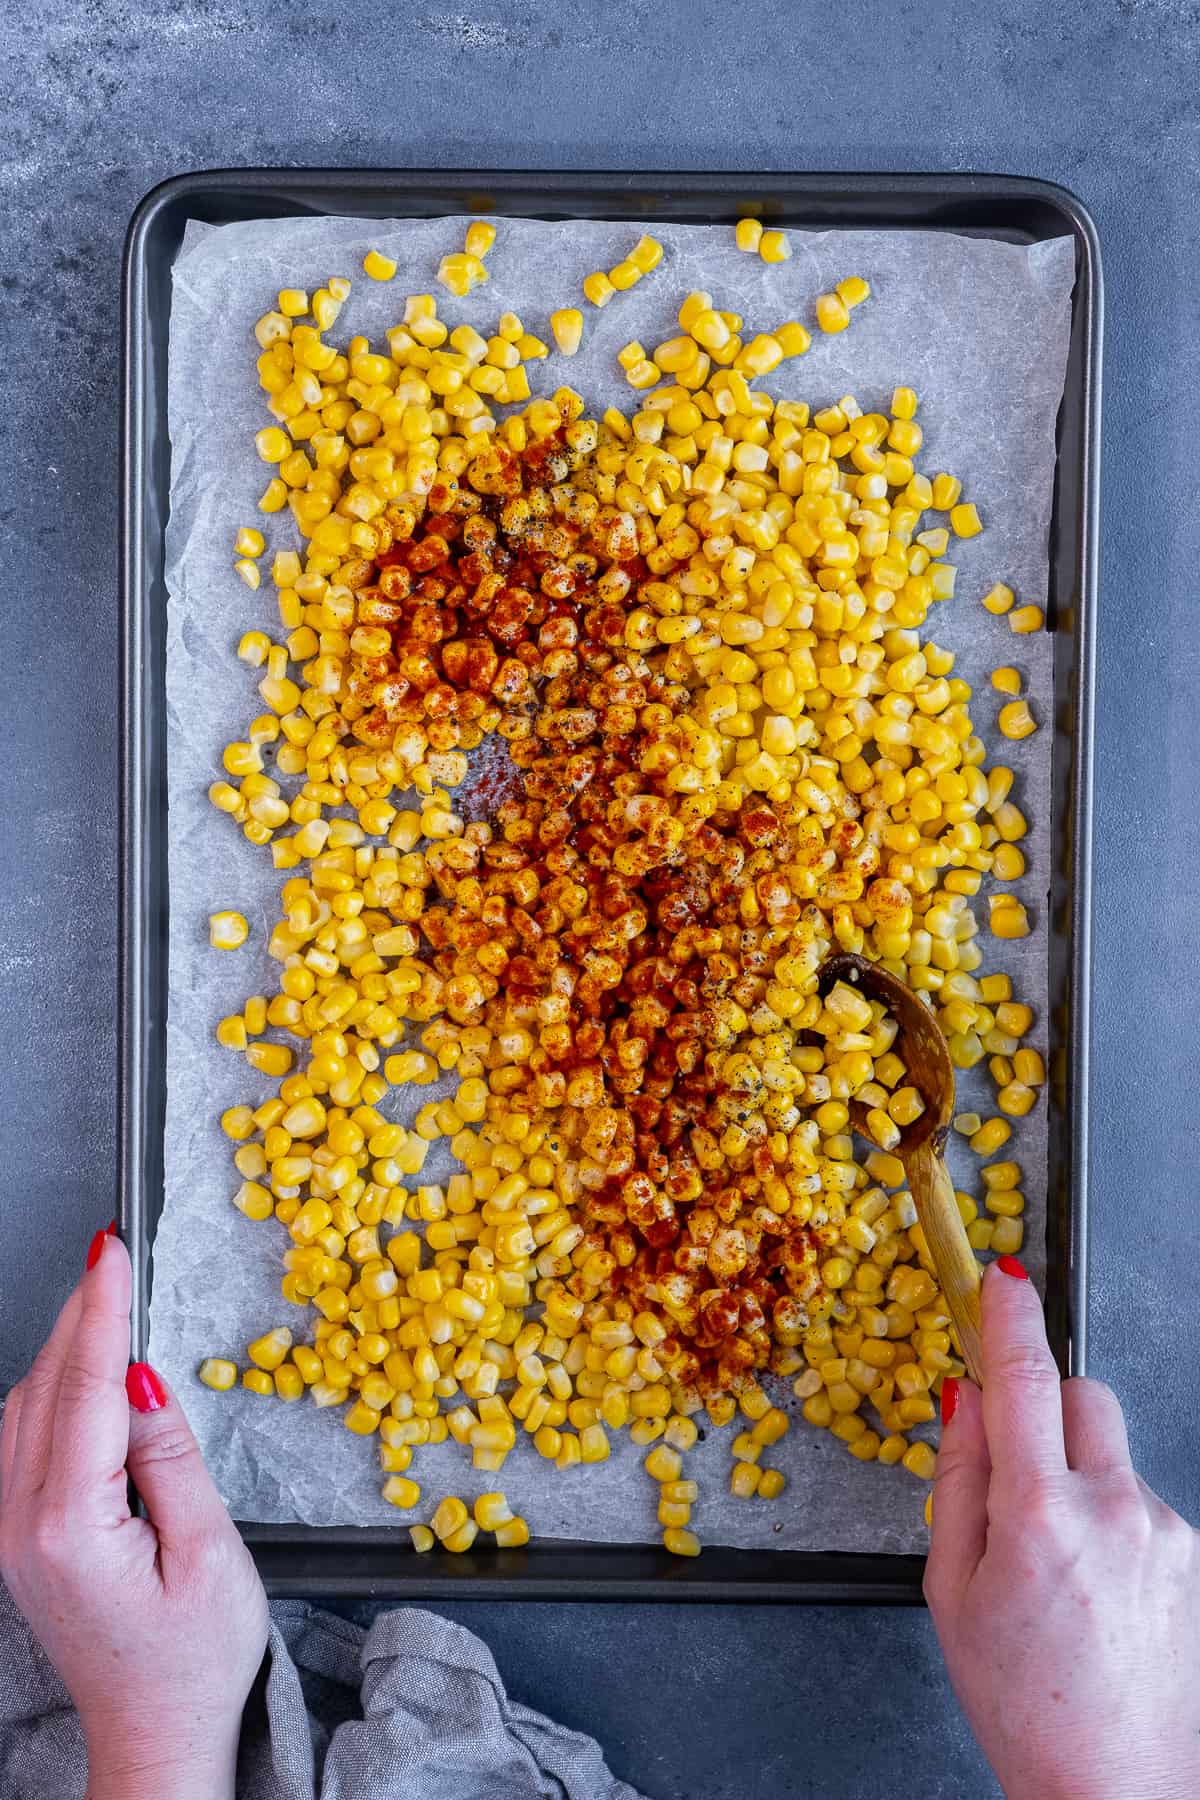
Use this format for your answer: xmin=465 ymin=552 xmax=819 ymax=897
xmin=106 ymin=1218 xmax=119 ymax=1236
xmin=940 ymin=1376 xmax=960 ymax=1427
xmin=996 ymin=1255 xmax=1029 ymax=1281
xmin=126 ymin=1363 xmax=167 ymax=1413
xmin=85 ymin=1229 xmax=107 ymax=1271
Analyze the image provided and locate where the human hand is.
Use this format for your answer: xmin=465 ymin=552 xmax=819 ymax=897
xmin=926 ymin=1256 xmax=1200 ymax=1800
xmin=0 ymin=1226 xmax=268 ymax=1800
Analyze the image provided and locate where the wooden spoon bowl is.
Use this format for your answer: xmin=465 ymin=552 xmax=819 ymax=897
xmin=818 ymin=952 xmax=984 ymax=1384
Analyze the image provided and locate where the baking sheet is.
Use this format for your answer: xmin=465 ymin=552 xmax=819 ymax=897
xmin=151 ymin=215 xmax=1073 ymax=1550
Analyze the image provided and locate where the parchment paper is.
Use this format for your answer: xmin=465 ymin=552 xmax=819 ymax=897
xmin=152 ymin=216 xmax=1074 ymax=1550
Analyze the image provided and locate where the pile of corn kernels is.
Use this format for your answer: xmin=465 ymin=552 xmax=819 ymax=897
xmin=199 ymin=225 xmax=1046 ymax=1556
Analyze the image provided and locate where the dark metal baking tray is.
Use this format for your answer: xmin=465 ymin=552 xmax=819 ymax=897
xmin=120 ymin=169 xmax=1100 ymax=1602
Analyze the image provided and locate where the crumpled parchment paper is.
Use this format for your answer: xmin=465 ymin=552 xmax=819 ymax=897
xmin=150 ymin=214 xmax=1074 ymax=1551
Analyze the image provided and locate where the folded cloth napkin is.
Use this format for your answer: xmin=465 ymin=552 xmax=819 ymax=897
xmin=0 ymin=1572 xmax=645 ymax=1800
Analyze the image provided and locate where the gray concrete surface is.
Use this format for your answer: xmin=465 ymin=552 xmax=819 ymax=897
xmin=2 ymin=2 xmax=1198 ymax=1795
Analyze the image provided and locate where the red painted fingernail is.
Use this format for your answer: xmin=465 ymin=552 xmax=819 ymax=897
xmin=941 ymin=1376 xmax=960 ymax=1427
xmin=106 ymin=1218 xmax=119 ymax=1235
xmin=85 ymin=1229 xmax=107 ymax=1271
xmin=996 ymin=1255 xmax=1029 ymax=1280
xmin=125 ymin=1363 xmax=167 ymax=1413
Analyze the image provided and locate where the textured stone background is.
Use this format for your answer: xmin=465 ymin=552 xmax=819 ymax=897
xmin=2 ymin=3 xmax=1198 ymax=1794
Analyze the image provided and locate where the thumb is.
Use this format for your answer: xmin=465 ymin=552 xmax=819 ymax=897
xmin=924 ymin=1376 xmax=991 ymax=1621
xmin=124 ymin=1363 xmax=237 ymax=1558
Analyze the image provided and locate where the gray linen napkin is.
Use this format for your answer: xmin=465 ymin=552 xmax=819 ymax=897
xmin=0 ymin=1572 xmax=645 ymax=1800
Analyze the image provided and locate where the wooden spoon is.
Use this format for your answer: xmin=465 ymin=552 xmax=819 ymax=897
xmin=817 ymin=952 xmax=983 ymax=1385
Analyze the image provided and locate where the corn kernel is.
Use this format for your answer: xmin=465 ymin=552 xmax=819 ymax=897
xmin=815 ymin=292 xmax=849 ymax=334
xmin=383 ymin=1475 xmax=421 ymax=1509
xmin=645 ymin=1445 xmax=682 ymax=1484
xmin=198 ymin=1357 xmax=237 ymax=1392
xmin=362 ymin=249 xmax=397 ymax=282
xmin=583 ymin=270 xmax=615 ymax=307
xmin=209 ymin=910 xmax=248 ymax=951
xmin=998 ymin=700 xmax=1036 ymax=740
xmin=630 ymin=236 xmax=664 ymax=273
xmin=255 ymin=427 xmax=291 ymax=463
xmin=550 ymin=309 xmax=583 ymax=356
xmin=464 ymin=221 xmax=496 ymax=259
xmin=473 ymin=1491 xmax=514 ymax=1531
xmin=836 ymin=275 xmax=870 ymax=308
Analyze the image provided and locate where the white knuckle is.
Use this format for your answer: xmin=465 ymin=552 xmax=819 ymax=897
xmin=134 ymin=1423 xmax=199 ymax=1470
xmin=992 ymin=1346 xmax=1059 ymax=1389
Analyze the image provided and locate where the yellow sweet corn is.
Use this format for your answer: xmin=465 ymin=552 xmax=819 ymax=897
xmin=473 ymin=1491 xmax=514 ymax=1530
xmin=209 ymin=910 xmax=248 ymax=950
xmin=464 ymin=221 xmax=496 ymax=259
xmin=730 ymin=1460 xmax=761 ymax=1497
xmin=991 ymin=1217 xmax=1025 ymax=1255
xmin=583 ymin=270 xmax=615 ymax=307
xmin=255 ymin=426 xmax=290 ymax=463
xmin=248 ymin=1327 xmax=293 ymax=1371
xmin=998 ymin=700 xmax=1036 ymax=740
xmin=969 ymin=1117 xmax=1012 ymax=1156
xmin=815 ymin=292 xmax=849 ymax=333
xmin=442 ymin=1519 xmax=479 ymax=1553
xmin=198 ymin=1357 xmax=238 ymax=1391
xmin=991 ymin=665 xmax=1022 ymax=694
xmin=382 ymin=1476 xmax=421 ymax=1508
xmin=997 ymin=1080 xmax=1037 ymax=1117
xmin=258 ymin=478 xmax=288 ymax=512
xmin=990 ymin=896 xmax=1031 ymax=939
xmin=630 ymin=236 xmax=664 ymax=273
xmin=549 ymin=309 xmax=583 ymax=356
xmin=982 ymin=582 xmax=1014 ymax=615
xmin=494 ymin=1516 xmax=530 ymax=1548
xmin=362 ymin=250 xmax=397 ymax=282
xmin=436 ymin=253 xmax=488 ymax=297
xmin=1009 ymin=604 xmax=1045 ymax=633
xmin=245 ymin=1042 xmax=293 ymax=1077
xmin=274 ymin=1364 xmax=304 ymax=1402
xmin=734 ymin=217 xmax=763 ymax=252
xmin=644 ymin=1445 xmax=682 ymax=1484
xmin=758 ymin=229 xmax=791 ymax=263
xmin=410 ymin=1525 xmax=435 ymax=1552
xmin=836 ymin=276 xmax=871 ymax=308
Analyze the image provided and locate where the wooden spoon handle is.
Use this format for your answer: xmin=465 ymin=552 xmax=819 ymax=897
xmin=906 ymin=1139 xmax=984 ymax=1386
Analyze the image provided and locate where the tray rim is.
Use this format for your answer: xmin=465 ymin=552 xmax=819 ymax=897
xmin=119 ymin=166 xmax=1101 ymax=1602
